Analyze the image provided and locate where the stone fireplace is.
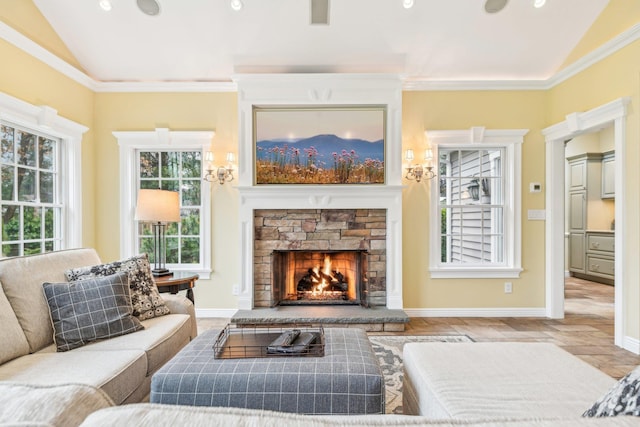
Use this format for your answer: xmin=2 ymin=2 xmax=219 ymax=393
xmin=254 ymin=209 xmax=386 ymax=307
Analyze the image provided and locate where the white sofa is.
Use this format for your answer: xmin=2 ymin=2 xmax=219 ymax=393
xmin=0 ymin=248 xmax=197 ymax=406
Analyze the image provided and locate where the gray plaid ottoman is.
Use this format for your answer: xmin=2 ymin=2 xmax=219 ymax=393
xmin=150 ymin=327 xmax=384 ymax=415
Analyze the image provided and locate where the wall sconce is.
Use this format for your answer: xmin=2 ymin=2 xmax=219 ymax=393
xmin=404 ymin=148 xmax=436 ymax=182
xmin=204 ymin=151 xmax=235 ymax=184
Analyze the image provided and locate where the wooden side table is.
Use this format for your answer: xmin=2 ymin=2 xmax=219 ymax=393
xmin=154 ymin=272 xmax=198 ymax=304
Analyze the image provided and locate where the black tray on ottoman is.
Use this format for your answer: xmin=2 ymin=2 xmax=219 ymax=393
xmin=213 ymin=324 xmax=325 ymax=359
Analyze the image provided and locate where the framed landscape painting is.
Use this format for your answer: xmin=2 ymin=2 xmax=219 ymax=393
xmin=254 ymin=106 xmax=386 ymax=185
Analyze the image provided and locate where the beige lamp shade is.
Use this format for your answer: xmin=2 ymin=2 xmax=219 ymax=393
xmin=135 ymin=189 xmax=180 ymax=223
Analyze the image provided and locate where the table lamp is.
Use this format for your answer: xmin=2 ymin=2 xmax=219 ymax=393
xmin=135 ymin=188 xmax=180 ymax=276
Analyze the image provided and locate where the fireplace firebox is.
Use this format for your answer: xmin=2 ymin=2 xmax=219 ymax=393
xmin=272 ymin=250 xmax=368 ymax=307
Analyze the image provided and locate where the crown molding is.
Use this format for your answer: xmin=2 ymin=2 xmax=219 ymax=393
xmin=546 ymin=23 xmax=640 ymax=89
xmin=93 ymin=81 xmax=237 ymax=93
xmin=401 ymin=79 xmax=549 ymax=91
xmin=0 ymin=21 xmax=97 ymax=90
xmin=2 ymin=20 xmax=639 ymax=93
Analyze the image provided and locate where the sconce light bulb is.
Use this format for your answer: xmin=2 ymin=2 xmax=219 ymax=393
xmin=425 ymin=148 xmax=433 ymax=161
xmin=205 ymin=151 xmax=214 ymax=163
xmin=405 ymin=149 xmax=415 ymax=162
xmin=226 ymin=152 xmax=235 ymax=163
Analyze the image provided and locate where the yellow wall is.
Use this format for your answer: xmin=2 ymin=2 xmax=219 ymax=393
xmin=548 ymin=39 xmax=640 ymax=340
xmin=93 ymin=93 xmax=240 ymax=309
xmin=0 ymin=38 xmax=96 ymax=248
xmin=560 ymin=0 xmax=640 ymax=70
xmin=0 ymin=0 xmax=85 ymax=71
xmin=1 ymin=0 xmax=639 ymax=335
xmin=402 ymin=91 xmax=547 ymax=309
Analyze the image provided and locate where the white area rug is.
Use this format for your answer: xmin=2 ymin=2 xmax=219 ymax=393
xmin=368 ymin=334 xmax=473 ymax=414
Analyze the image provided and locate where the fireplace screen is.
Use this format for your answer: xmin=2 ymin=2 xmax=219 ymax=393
xmin=271 ymin=250 xmax=368 ymax=307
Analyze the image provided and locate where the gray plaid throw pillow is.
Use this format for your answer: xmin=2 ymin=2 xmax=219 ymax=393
xmin=43 ymin=272 xmax=144 ymax=352
xmin=64 ymin=253 xmax=170 ymax=320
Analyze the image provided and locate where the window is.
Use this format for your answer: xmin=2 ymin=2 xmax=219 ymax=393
xmin=1 ymin=125 xmax=61 ymax=256
xmin=138 ymin=150 xmax=202 ymax=265
xmin=116 ymin=129 xmax=213 ymax=279
xmin=427 ymin=127 xmax=527 ymax=278
xmin=0 ymin=93 xmax=87 ymax=258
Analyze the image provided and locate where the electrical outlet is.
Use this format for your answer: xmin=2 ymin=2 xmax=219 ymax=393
xmin=232 ymin=284 xmax=240 ymax=295
xmin=504 ymin=282 xmax=513 ymax=294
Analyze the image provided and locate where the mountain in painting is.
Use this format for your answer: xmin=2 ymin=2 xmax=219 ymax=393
xmin=256 ymin=134 xmax=384 ymax=165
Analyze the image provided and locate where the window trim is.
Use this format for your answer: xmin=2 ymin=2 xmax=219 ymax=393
xmin=0 ymin=91 xmax=87 ymax=250
xmin=426 ymin=127 xmax=527 ymax=279
xmin=115 ymin=129 xmax=214 ymax=279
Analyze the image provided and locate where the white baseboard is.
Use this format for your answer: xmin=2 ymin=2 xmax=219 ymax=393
xmin=404 ymin=307 xmax=547 ymax=317
xmin=195 ymin=308 xmax=238 ymax=318
xmin=623 ymin=336 xmax=640 ymax=355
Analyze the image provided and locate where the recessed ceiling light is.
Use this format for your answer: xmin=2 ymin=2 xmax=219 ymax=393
xmin=230 ymin=0 xmax=243 ymax=11
xmin=137 ymin=0 xmax=161 ymax=16
xmin=98 ymin=0 xmax=112 ymax=11
xmin=533 ymin=0 xmax=546 ymax=8
xmin=403 ymin=0 xmax=415 ymax=9
xmin=484 ymin=0 xmax=508 ymax=14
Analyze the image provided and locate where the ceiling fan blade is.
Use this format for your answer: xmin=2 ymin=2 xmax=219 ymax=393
xmin=310 ymin=0 xmax=330 ymax=25
xmin=484 ymin=0 xmax=508 ymax=14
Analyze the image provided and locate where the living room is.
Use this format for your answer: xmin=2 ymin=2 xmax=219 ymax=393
xmin=1 ymin=0 xmax=640 ymax=425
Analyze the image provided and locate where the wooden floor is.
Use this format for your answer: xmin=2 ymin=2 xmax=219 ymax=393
xmin=401 ymin=277 xmax=640 ymax=380
xmin=197 ymin=277 xmax=640 ymax=380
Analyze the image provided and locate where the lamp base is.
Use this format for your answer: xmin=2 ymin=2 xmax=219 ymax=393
xmin=152 ymin=268 xmax=173 ymax=277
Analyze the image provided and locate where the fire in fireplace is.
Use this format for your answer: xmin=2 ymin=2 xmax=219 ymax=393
xmin=272 ymin=250 xmax=368 ymax=307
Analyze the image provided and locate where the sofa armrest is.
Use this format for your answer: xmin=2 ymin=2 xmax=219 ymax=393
xmin=161 ymin=294 xmax=197 ymax=339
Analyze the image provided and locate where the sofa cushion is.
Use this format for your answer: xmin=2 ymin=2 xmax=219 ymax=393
xmin=0 ymin=348 xmax=147 ymax=405
xmin=0 ymin=286 xmax=29 ymax=364
xmin=65 ymin=253 xmax=170 ymax=321
xmin=74 ymin=313 xmax=191 ymax=375
xmin=0 ymin=382 xmax=113 ymax=427
xmin=43 ymin=272 xmax=144 ymax=352
xmin=79 ymin=404 xmax=640 ymax=427
xmin=583 ymin=365 xmax=640 ymax=417
xmin=0 ymin=248 xmax=102 ymax=353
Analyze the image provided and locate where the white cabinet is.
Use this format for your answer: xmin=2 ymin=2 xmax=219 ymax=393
xmin=601 ymin=151 xmax=615 ymax=199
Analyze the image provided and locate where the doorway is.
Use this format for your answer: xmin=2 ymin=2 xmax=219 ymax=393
xmin=543 ymin=97 xmax=628 ymax=349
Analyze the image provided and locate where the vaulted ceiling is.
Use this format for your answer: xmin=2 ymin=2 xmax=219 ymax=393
xmin=32 ymin=0 xmax=608 ymax=84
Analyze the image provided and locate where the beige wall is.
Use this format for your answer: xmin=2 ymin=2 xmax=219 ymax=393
xmin=402 ymin=91 xmax=547 ymax=309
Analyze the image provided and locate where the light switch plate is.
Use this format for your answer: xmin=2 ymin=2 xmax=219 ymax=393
xmin=527 ymin=209 xmax=546 ymax=220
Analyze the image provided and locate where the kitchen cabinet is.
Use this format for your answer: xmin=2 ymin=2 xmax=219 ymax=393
xmin=585 ymin=231 xmax=614 ymax=284
xmin=601 ymin=151 xmax=615 ymax=199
